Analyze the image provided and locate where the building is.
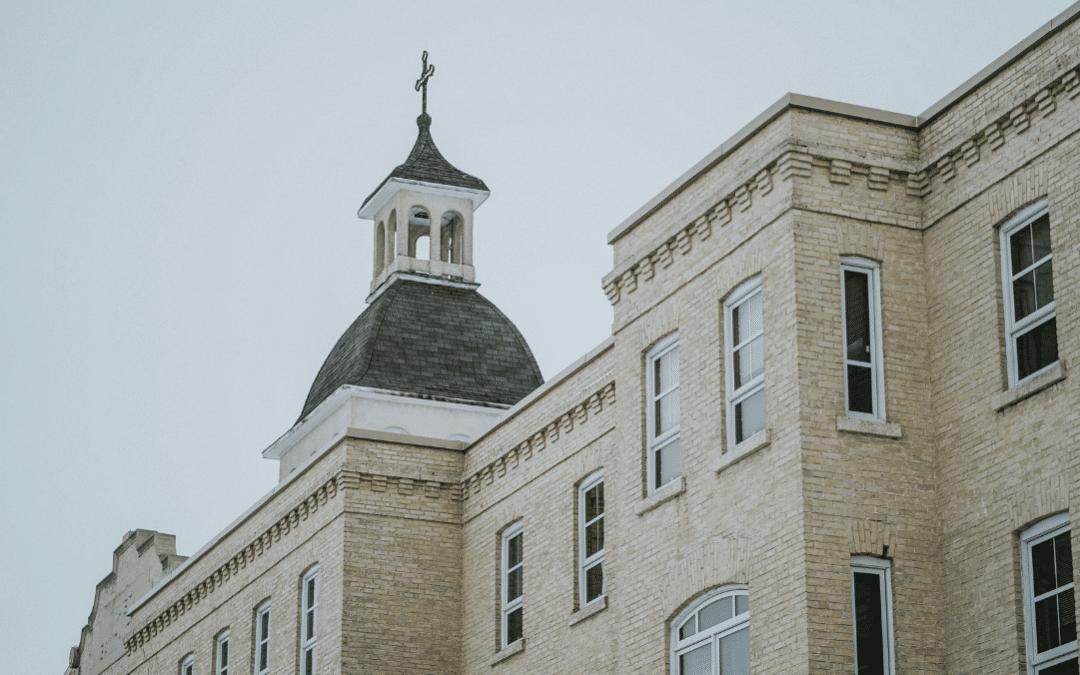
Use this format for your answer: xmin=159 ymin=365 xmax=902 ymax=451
xmin=65 ymin=5 xmax=1080 ymax=675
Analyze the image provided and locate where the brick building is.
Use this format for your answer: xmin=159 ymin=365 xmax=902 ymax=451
xmin=65 ymin=5 xmax=1079 ymax=675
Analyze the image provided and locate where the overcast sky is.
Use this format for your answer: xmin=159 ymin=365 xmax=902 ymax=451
xmin=2 ymin=1 xmax=1075 ymax=672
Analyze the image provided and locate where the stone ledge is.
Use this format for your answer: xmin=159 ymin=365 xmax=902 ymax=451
xmin=714 ymin=428 xmax=770 ymax=474
xmin=569 ymin=595 xmax=608 ymax=627
xmin=836 ymin=416 xmax=902 ymax=439
xmin=992 ymin=361 xmax=1066 ymax=411
xmin=635 ymin=476 xmax=687 ymax=516
xmin=490 ymin=639 xmax=525 ymax=667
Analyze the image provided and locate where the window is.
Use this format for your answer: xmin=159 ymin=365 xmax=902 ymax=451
xmin=671 ymin=588 xmax=751 ymax=675
xmin=851 ymin=556 xmax=896 ymax=675
xmin=1001 ymin=201 xmax=1058 ymax=387
xmin=841 ymin=259 xmax=885 ymax=419
xmin=647 ymin=334 xmax=681 ymax=492
xmin=255 ymin=600 xmax=271 ymax=675
xmin=216 ymin=631 xmax=230 ymax=675
xmin=301 ymin=567 xmax=319 ymax=675
xmin=725 ymin=279 xmax=765 ymax=448
xmin=180 ymin=654 xmax=193 ymax=675
xmin=502 ymin=522 xmax=524 ymax=648
xmin=1021 ymin=513 xmax=1076 ymax=675
xmin=579 ymin=471 xmax=605 ymax=607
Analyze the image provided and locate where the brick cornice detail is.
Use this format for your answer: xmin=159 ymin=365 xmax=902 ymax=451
xmin=461 ymin=381 xmax=615 ymax=500
xmin=338 ymin=466 xmax=463 ymax=502
xmin=124 ymin=475 xmax=340 ymax=655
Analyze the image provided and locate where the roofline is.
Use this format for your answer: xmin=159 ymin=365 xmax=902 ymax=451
xmin=357 ymin=177 xmax=490 ymax=220
xmin=607 ymin=0 xmax=1080 ymax=245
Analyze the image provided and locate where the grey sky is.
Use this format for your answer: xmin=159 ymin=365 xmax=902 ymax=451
xmin=1 ymin=1 xmax=1073 ymax=671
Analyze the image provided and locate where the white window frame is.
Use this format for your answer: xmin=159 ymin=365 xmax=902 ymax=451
xmin=180 ymin=654 xmax=194 ymax=675
xmin=1021 ymin=512 xmax=1076 ymax=674
xmin=670 ymin=586 xmax=751 ymax=675
xmin=1001 ymin=200 xmax=1057 ymax=387
xmin=579 ymin=470 xmax=605 ymax=607
xmin=301 ymin=566 xmax=319 ymax=675
xmin=502 ymin=521 xmax=524 ymax=649
xmin=215 ymin=630 xmax=230 ymax=675
xmin=841 ymin=259 xmax=886 ymax=420
xmin=851 ymin=556 xmax=896 ymax=675
xmin=255 ymin=600 xmax=271 ymax=675
xmin=725 ymin=278 xmax=765 ymax=449
xmin=646 ymin=333 xmax=681 ymax=493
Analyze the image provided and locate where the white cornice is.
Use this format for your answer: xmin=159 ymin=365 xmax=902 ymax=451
xmin=357 ymin=177 xmax=490 ymax=220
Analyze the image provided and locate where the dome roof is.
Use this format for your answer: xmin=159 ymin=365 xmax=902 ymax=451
xmin=298 ymin=279 xmax=543 ymax=422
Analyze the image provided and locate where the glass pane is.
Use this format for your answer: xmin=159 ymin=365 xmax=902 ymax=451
xmin=1016 ymin=318 xmax=1058 ymax=380
xmin=585 ymin=562 xmax=604 ymax=602
xmin=719 ymin=627 xmax=751 ymax=675
xmin=736 ymin=594 xmax=749 ymax=615
xmin=734 ymin=336 xmax=764 ymax=389
xmin=220 ymin=640 xmax=229 ymax=668
xmin=845 ymin=270 xmax=872 ymax=363
xmin=261 ymin=611 xmax=270 ymax=637
xmin=507 ymin=568 xmax=522 ymax=601
xmin=1038 ymin=657 xmax=1079 ymax=675
xmin=1057 ymin=533 xmax=1074 ymax=587
xmin=735 ymin=389 xmax=766 ymax=444
xmin=699 ymin=597 xmax=734 ymax=631
xmin=679 ymin=643 xmax=711 ymax=675
xmin=734 ymin=293 xmax=763 ymax=347
xmin=1032 ymin=214 xmax=1052 ymax=262
xmin=854 ymin=572 xmax=886 ymax=675
xmin=304 ymin=647 xmax=314 ymax=675
xmin=655 ymin=346 xmax=680 ymax=394
xmin=1061 ymin=588 xmax=1077 ymax=645
xmin=1012 ymin=225 xmax=1034 ymax=272
xmin=307 ymin=578 xmax=315 ymax=608
xmin=1035 ymin=260 xmax=1055 ymax=309
xmin=260 ymin=642 xmax=268 ymax=671
xmin=1014 ymin=271 xmax=1037 ymax=320
xmin=507 ymin=607 xmax=523 ymax=644
xmin=679 ymin=615 xmax=698 ymax=640
xmin=847 ymin=365 xmax=874 ymax=415
xmin=507 ymin=532 xmax=522 ymax=568
xmin=1036 ymin=595 xmax=1063 ymax=653
xmin=306 ymin=608 xmax=315 ymax=640
xmin=656 ymin=389 xmax=681 ymax=436
xmin=656 ymin=437 xmax=681 ymax=488
xmin=1034 ymin=538 xmax=1060 ymax=596
xmin=585 ymin=482 xmax=604 ymax=521
xmin=586 ymin=519 xmax=604 ymax=557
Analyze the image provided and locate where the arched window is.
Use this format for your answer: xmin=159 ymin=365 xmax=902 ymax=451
xmin=671 ymin=587 xmax=750 ymax=675
xmin=375 ymin=221 xmax=386 ymax=275
xmin=440 ymin=211 xmax=464 ymax=263
xmin=387 ymin=209 xmax=397 ymax=263
xmin=408 ymin=206 xmax=431 ymax=259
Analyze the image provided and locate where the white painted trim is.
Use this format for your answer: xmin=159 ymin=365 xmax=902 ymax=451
xmin=840 ymin=258 xmax=886 ymax=420
xmin=578 ymin=470 xmax=605 ymax=608
xmin=1000 ymin=200 xmax=1057 ymax=388
xmin=647 ymin=333 xmax=681 ymax=493
xmin=501 ymin=522 xmax=524 ymax=649
xmin=301 ymin=566 xmax=319 ymax=675
xmin=725 ymin=277 xmax=766 ymax=451
xmin=851 ymin=556 xmax=896 ymax=675
xmin=358 ymin=177 xmax=489 ymax=220
xmin=180 ymin=653 xmax=194 ymax=675
xmin=670 ymin=586 xmax=751 ymax=675
xmin=366 ymin=270 xmax=480 ymax=304
xmin=1020 ymin=513 xmax=1075 ymax=674
xmin=215 ymin=630 xmax=231 ymax=675
xmin=255 ymin=600 xmax=271 ymax=675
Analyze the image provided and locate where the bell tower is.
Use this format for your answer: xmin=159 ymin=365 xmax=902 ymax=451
xmin=357 ymin=52 xmax=490 ymax=300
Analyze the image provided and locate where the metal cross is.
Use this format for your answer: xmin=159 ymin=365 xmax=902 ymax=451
xmin=415 ymin=51 xmax=435 ymax=114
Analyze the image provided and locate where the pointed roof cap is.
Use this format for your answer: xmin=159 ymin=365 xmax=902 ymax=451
xmin=358 ymin=113 xmax=489 ymax=218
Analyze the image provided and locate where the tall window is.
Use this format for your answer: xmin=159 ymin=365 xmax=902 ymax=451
xmin=1001 ymin=201 xmax=1058 ymax=387
xmin=180 ymin=654 xmax=194 ymax=675
xmin=725 ymin=279 xmax=765 ymax=448
xmin=841 ymin=259 xmax=885 ymax=419
xmin=502 ymin=523 xmax=524 ymax=648
xmin=851 ymin=557 xmax=896 ymax=675
xmin=1021 ymin=513 xmax=1076 ymax=675
xmin=579 ymin=471 xmax=605 ymax=607
xmin=215 ymin=631 xmax=230 ymax=675
xmin=255 ymin=600 xmax=271 ymax=675
xmin=301 ymin=567 xmax=319 ymax=675
xmin=671 ymin=588 xmax=751 ymax=675
xmin=647 ymin=334 xmax=681 ymax=492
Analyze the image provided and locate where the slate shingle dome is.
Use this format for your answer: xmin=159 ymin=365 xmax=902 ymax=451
xmin=298 ymin=280 xmax=544 ymax=422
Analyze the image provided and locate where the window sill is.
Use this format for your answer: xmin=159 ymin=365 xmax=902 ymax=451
xmin=569 ymin=595 xmax=608 ymax=626
xmin=836 ymin=415 xmax=901 ymax=439
xmin=714 ymin=428 xmax=770 ymax=474
xmin=490 ymin=639 xmax=525 ymax=667
xmin=635 ymin=476 xmax=686 ymax=516
xmin=992 ymin=361 xmax=1066 ymax=411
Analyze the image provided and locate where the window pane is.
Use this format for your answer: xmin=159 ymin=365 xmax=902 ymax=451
xmin=679 ymin=615 xmax=698 ymax=640
xmin=719 ymin=627 xmax=751 ymax=675
xmin=1038 ymin=657 xmax=1079 ymax=675
xmin=1032 ymin=214 xmax=1052 ymax=262
xmin=1035 ymin=260 xmax=1055 ymax=309
xmin=845 ymin=270 xmax=871 ymax=363
xmin=655 ymin=346 xmax=680 ymax=394
xmin=1056 ymin=533 xmax=1074 ymax=587
xmin=734 ymin=293 xmax=762 ymax=347
xmin=586 ymin=520 xmax=604 ymax=558
xmin=507 ymin=533 xmax=522 ymax=568
xmin=307 ymin=578 xmax=316 ymax=609
xmin=1061 ymin=588 xmax=1077 ymax=645
xmin=585 ymin=482 xmax=604 ymax=522
xmin=1034 ymin=538 xmax=1060 ymax=596
xmin=656 ymin=389 xmax=681 ymax=436
xmin=304 ymin=647 xmax=314 ymax=675
xmin=656 ymin=437 xmax=681 ymax=488
xmin=1012 ymin=225 xmax=1034 ymax=272
xmin=679 ymin=643 xmax=711 ymax=675
xmin=847 ymin=365 xmax=874 ymax=414
xmin=1014 ymin=271 xmax=1037 ymax=320
xmin=507 ymin=607 xmax=523 ymax=644
xmin=1036 ymin=595 xmax=1063 ymax=653
xmin=507 ymin=567 xmax=522 ymax=601
xmin=854 ymin=572 xmax=886 ymax=675
xmin=220 ymin=640 xmax=229 ymax=669
xmin=306 ymin=608 xmax=315 ymax=640
xmin=585 ymin=563 xmax=604 ymax=602
xmin=736 ymin=594 xmax=749 ymax=615
xmin=699 ymin=597 xmax=734 ymax=631
xmin=735 ymin=389 xmax=766 ymax=444
xmin=734 ymin=335 xmax=764 ymax=389
xmin=1016 ymin=318 xmax=1058 ymax=380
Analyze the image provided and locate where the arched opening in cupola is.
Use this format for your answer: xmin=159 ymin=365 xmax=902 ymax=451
xmin=440 ymin=211 xmax=465 ymax=264
xmin=408 ymin=206 xmax=431 ymax=259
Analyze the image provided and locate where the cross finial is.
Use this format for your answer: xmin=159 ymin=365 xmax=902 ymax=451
xmin=414 ymin=51 xmax=435 ymax=114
